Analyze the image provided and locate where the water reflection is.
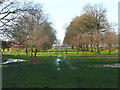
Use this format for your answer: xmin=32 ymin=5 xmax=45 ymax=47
xmin=103 ymin=63 xmax=120 ymax=68
xmin=54 ymin=58 xmax=61 ymax=70
xmin=89 ymin=63 xmax=120 ymax=68
xmin=1 ymin=59 xmax=27 ymax=65
xmin=0 ymin=58 xmax=27 ymax=67
xmin=58 ymin=68 xmax=60 ymax=70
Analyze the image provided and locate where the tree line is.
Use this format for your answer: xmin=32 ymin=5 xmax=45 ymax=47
xmin=0 ymin=0 xmax=56 ymax=57
xmin=63 ymin=4 xmax=118 ymax=54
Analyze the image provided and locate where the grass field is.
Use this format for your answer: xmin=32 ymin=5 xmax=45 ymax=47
xmin=2 ymin=50 xmax=119 ymax=88
xmin=2 ymin=47 xmax=118 ymax=57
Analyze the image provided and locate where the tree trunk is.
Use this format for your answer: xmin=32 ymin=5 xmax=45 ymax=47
xmin=41 ymin=50 xmax=42 ymax=55
xmin=85 ymin=49 xmax=87 ymax=54
xmin=86 ymin=44 xmax=89 ymax=51
xmin=55 ymin=48 xmax=57 ymax=54
xmin=19 ymin=51 xmax=20 ymax=56
xmin=26 ymin=48 xmax=28 ymax=56
xmin=17 ymin=49 xmax=19 ymax=56
xmin=39 ymin=50 xmax=41 ymax=55
xmin=7 ymin=48 xmax=9 ymax=51
xmin=109 ymin=43 xmax=111 ymax=54
xmin=96 ymin=41 xmax=100 ymax=54
xmin=83 ymin=44 xmax=85 ymax=54
xmin=77 ymin=49 xmax=79 ymax=54
xmin=31 ymin=47 xmax=33 ymax=57
xmin=3 ymin=48 xmax=5 ymax=52
xmin=83 ymin=50 xmax=84 ymax=54
xmin=83 ymin=48 xmax=84 ymax=54
xmin=94 ymin=44 xmax=96 ymax=54
xmin=85 ymin=44 xmax=88 ymax=54
xmin=48 ymin=49 xmax=49 ymax=55
xmin=66 ymin=48 xmax=67 ymax=54
xmin=61 ymin=49 xmax=63 ymax=54
xmin=44 ymin=47 xmax=46 ymax=50
xmin=34 ymin=49 xmax=37 ymax=57
xmin=91 ymin=44 xmax=93 ymax=52
xmin=113 ymin=49 xmax=115 ymax=55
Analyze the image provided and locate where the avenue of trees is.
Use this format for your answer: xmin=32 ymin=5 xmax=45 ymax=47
xmin=1 ymin=0 xmax=56 ymax=57
xmin=1 ymin=1 xmax=118 ymax=56
xmin=63 ymin=4 xmax=118 ymax=54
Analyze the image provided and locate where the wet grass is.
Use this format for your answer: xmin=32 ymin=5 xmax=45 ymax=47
xmin=2 ymin=54 xmax=119 ymax=88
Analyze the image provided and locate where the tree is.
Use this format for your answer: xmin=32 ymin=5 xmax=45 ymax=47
xmin=1 ymin=1 xmax=57 ymax=57
xmin=63 ymin=4 xmax=110 ymax=54
xmin=104 ymin=28 xmax=118 ymax=54
xmin=0 ymin=0 xmax=41 ymax=39
xmin=72 ymin=33 xmax=83 ymax=54
xmin=63 ymin=17 xmax=80 ymax=45
xmin=81 ymin=4 xmax=109 ymax=53
xmin=28 ymin=20 xmax=56 ymax=57
xmin=6 ymin=2 xmax=44 ymax=56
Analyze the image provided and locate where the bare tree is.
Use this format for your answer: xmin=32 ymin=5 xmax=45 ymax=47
xmin=0 ymin=0 xmax=42 ymax=39
xmin=63 ymin=4 xmax=110 ymax=54
xmin=94 ymin=31 xmax=102 ymax=54
xmin=104 ymin=28 xmax=118 ymax=54
xmin=28 ymin=20 xmax=56 ymax=57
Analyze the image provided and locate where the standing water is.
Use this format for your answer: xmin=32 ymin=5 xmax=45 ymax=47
xmin=54 ymin=54 xmax=62 ymax=70
xmin=0 ymin=58 xmax=27 ymax=67
xmin=54 ymin=58 xmax=61 ymax=70
xmin=89 ymin=63 xmax=120 ymax=68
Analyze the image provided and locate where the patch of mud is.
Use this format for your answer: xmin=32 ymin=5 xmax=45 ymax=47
xmin=54 ymin=54 xmax=78 ymax=70
xmin=71 ymin=66 xmax=77 ymax=70
xmin=89 ymin=63 xmax=120 ymax=68
xmin=88 ymin=65 xmax=104 ymax=67
xmin=64 ymin=56 xmax=77 ymax=70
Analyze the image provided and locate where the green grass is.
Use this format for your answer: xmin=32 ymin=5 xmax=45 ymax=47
xmin=2 ymin=47 xmax=118 ymax=57
xmin=2 ymin=53 xmax=119 ymax=88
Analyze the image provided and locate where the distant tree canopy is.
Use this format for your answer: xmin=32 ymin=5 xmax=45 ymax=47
xmin=63 ymin=4 xmax=118 ymax=54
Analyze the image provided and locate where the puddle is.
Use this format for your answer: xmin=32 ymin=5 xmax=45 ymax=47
xmin=103 ymin=63 xmax=120 ymax=68
xmin=54 ymin=58 xmax=61 ymax=70
xmin=1 ymin=58 xmax=27 ymax=65
xmin=89 ymin=63 xmax=120 ymax=68
xmin=0 ymin=58 xmax=28 ymax=67
xmin=58 ymin=68 xmax=60 ymax=70
xmin=54 ymin=54 xmax=63 ymax=70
